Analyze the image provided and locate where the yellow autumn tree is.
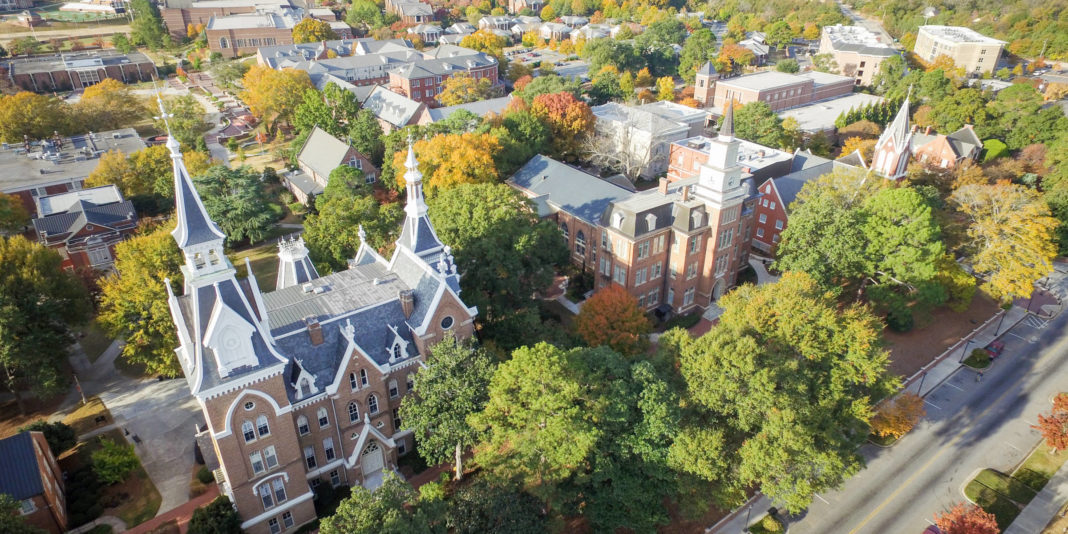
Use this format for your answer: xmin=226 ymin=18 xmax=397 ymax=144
xmin=635 ymin=67 xmax=654 ymax=87
xmin=459 ymin=30 xmax=508 ymax=62
xmin=950 ymin=182 xmax=1059 ymax=302
xmin=73 ymin=78 xmax=148 ymax=132
xmin=870 ymin=392 xmax=926 ymax=439
xmin=86 ymin=145 xmax=212 ymax=199
xmin=839 ymin=137 xmax=876 ymax=162
xmin=392 ymin=133 xmax=501 ymax=194
xmin=292 ymin=18 xmax=338 ymax=44
xmin=240 ymin=65 xmax=313 ymax=129
xmin=438 ymin=72 xmax=494 ymax=106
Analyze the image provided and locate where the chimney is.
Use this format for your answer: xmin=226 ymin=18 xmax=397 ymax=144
xmin=925 ymin=126 xmax=933 ymax=135
xmin=911 ymin=124 xmax=918 ymax=133
xmin=399 ymin=289 xmax=414 ymax=318
xmin=681 ymin=186 xmax=690 ymax=201
xmin=658 ymin=177 xmax=669 ymax=195
xmin=305 ymin=317 xmax=324 ymax=345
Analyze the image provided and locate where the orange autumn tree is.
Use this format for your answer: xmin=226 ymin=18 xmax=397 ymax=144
xmin=530 ymin=91 xmax=593 ymax=160
xmin=240 ymin=64 xmax=313 ymax=130
xmin=1032 ymin=393 xmax=1068 ymax=452
xmin=392 ymin=133 xmax=501 ymax=195
xmin=934 ymin=503 xmax=1000 ymax=534
xmin=575 ymin=285 xmax=652 ymax=357
xmin=870 ymin=392 xmax=926 ymax=439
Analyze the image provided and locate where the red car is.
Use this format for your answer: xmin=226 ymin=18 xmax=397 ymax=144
xmin=984 ymin=340 xmax=1006 ymax=359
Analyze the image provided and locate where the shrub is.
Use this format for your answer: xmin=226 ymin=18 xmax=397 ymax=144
xmin=982 ymin=139 xmax=1009 ymax=163
xmin=188 ymin=497 xmax=241 ymax=534
xmin=91 ymin=438 xmax=139 ymax=485
xmin=870 ymin=393 xmax=926 ymax=439
xmin=18 ymin=421 xmax=77 ymax=456
xmin=196 ymin=466 xmax=214 ymax=484
xmin=761 ymin=515 xmax=783 ymax=532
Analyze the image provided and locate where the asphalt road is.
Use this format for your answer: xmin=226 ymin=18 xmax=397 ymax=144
xmin=835 ymin=0 xmax=897 ymax=47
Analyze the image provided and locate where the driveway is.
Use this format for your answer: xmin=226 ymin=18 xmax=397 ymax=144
xmin=68 ymin=341 xmax=203 ymax=517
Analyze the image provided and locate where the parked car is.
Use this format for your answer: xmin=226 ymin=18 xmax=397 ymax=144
xmin=984 ymin=340 xmax=1006 ymax=359
xmin=923 ymin=526 xmax=942 ymax=534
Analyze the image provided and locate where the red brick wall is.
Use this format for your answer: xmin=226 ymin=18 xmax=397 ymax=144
xmin=752 ymin=180 xmax=787 ymax=252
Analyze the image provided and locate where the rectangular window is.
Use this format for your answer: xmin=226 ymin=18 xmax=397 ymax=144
xmin=647 ymin=288 xmax=659 ymax=306
xmin=683 ymin=287 xmax=696 ymax=306
xmin=398 ymin=439 xmax=407 ymax=454
xmin=264 ymin=446 xmax=278 ymax=470
xmin=669 ymin=260 xmax=678 ymax=279
xmin=654 ymin=234 xmax=665 ymax=253
xmin=393 ymin=408 xmax=402 ymax=431
xmin=250 ymin=452 xmax=264 ymax=475
xmin=19 ymin=499 xmax=35 ymax=515
xmin=601 ymin=232 xmax=609 ymax=250
xmin=324 ymin=438 xmax=335 ymax=461
xmin=715 ymin=255 xmax=729 ymax=276
xmin=686 ymin=263 xmax=697 ymax=280
xmin=756 ymin=227 xmax=765 ymax=238
xmin=330 ymin=469 xmax=341 ymax=487
xmin=758 ymin=213 xmax=767 ymax=223
xmin=283 ymin=511 xmax=295 ymax=529
xmin=600 ymin=257 xmax=611 ymax=276
xmin=770 ymin=202 xmax=776 ymax=210
xmin=268 ymin=518 xmax=280 ymax=534
xmin=773 ymin=234 xmax=780 ymax=243
xmin=635 ymin=267 xmax=647 ymax=285
xmin=613 ymin=265 xmax=627 ymax=285
xmin=273 ymin=478 xmax=287 ymax=504
xmin=259 ymin=484 xmax=274 ymax=509
xmin=689 ymin=236 xmax=700 ymax=254
xmin=651 ymin=262 xmax=662 ymax=279
xmin=298 ymin=418 xmax=309 ymax=435
xmin=721 ymin=207 xmax=738 ymax=224
xmin=775 ymin=219 xmax=784 ymax=230
xmin=304 ymin=447 xmax=317 ymax=469
xmin=389 ymin=382 xmax=399 ymax=398
xmin=637 ymin=240 xmax=650 ymax=259
xmin=310 ymin=478 xmax=321 ymax=489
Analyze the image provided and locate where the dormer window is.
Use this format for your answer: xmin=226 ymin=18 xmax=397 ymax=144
xmin=646 ymin=213 xmax=657 ymax=229
xmin=612 ymin=212 xmax=625 ymax=229
xmin=299 ymin=378 xmax=311 ymax=398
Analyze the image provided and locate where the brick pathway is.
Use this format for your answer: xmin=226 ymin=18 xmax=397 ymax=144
xmin=126 ymin=483 xmax=220 ymax=534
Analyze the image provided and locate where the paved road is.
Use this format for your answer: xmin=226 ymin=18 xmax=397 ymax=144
xmin=835 ymin=0 xmax=896 ymax=46
xmin=0 ymin=23 xmax=130 ymax=40
xmin=715 ymin=292 xmax=1068 ymax=533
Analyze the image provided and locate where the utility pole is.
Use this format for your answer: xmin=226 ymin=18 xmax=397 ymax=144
xmin=72 ymin=373 xmax=87 ymax=405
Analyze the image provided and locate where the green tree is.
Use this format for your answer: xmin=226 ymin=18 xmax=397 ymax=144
xmin=91 ymin=437 xmax=139 ymax=484
xmin=0 ymin=237 xmax=89 ymax=413
xmin=8 ymin=37 xmax=41 ymax=56
xmin=348 ymin=108 xmax=385 ymax=166
xmin=346 ymin=0 xmax=384 ymax=27
xmin=188 ymin=496 xmax=242 ymax=534
xmin=446 ymin=479 xmax=546 ymax=534
xmin=292 ymin=18 xmax=338 ymax=43
xmin=73 ymin=79 xmax=148 ymax=132
xmin=293 ymin=82 xmax=362 ymax=137
xmin=774 ymin=192 xmax=869 ymax=289
xmin=676 ymin=272 xmax=896 ymax=513
xmin=0 ymin=192 xmax=29 ymax=231
xmin=209 ymin=59 xmax=250 ymax=89
xmin=812 ymin=53 xmax=839 ymax=74
xmin=303 ymin=166 xmax=402 ymax=268
xmin=155 ymin=94 xmax=210 ymax=149
xmin=320 ymin=472 xmax=445 ymax=534
xmin=399 ymin=334 xmax=493 ymax=480
xmin=194 ymin=166 xmax=276 ymax=244
xmin=990 ymin=84 xmax=1068 ymax=150
xmin=18 ymin=421 xmax=76 ymax=456
xmin=678 ymin=28 xmax=717 ymax=82
xmin=98 ymin=225 xmax=183 ymax=377
xmin=776 ymin=58 xmax=800 ymax=73
xmin=860 ymin=187 xmax=946 ymax=299
xmin=734 ymin=101 xmax=785 ymax=147
xmin=427 ymin=183 xmax=567 ymax=325
xmin=512 ymin=74 xmax=582 ymax=104
xmin=130 ymin=0 xmax=166 ymax=48
xmin=929 ymin=88 xmax=995 ymax=137
xmin=0 ymin=494 xmax=46 ymax=534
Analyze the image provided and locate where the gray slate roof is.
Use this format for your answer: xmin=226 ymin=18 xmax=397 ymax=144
xmin=33 ymin=198 xmax=136 ymax=238
xmin=297 ymin=127 xmax=359 ymax=180
xmin=426 ymin=96 xmax=513 ymax=122
xmin=509 ymin=155 xmax=634 ymax=224
xmin=0 ymin=432 xmax=43 ymax=500
xmin=363 ymin=86 xmax=423 ymax=128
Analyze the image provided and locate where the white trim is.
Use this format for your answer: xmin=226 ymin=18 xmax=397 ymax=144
xmin=304 ymin=458 xmax=345 ymax=479
xmin=249 ymin=471 xmax=290 ymax=496
xmin=215 ymin=388 xmax=293 ymax=439
xmin=344 ymin=416 xmax=397 ymax=469
xmin=239 ymin=491 xmax=313 ymax=529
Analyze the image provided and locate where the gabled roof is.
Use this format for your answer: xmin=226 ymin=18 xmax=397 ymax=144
xmin=32 ymin=197 xmax=137 ymax=240
xmin=0 ymin=432 xmax=44 ymax=500
xmin=363 ymin=86 xmax=424 ymax=128
xmin=875 ymin=96 xmax=911 ymax=154
xmin=946 ymin=125 xmax=981 ymax=152
xmin=296 ymin=126 xmax=361 ymax=180
xmin=508 ymin=155 xmax=634 ymax=224
xmin=427 ymin=96 xmax=513 ymax=122
xmin=696 ymin=61 xmax=716 ymax=76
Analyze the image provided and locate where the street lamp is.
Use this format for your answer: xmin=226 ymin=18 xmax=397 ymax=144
xmin=742 ymin=505 xmax=753 ymax=534
xmin=994 ymin=309 xmax=1008 ymax=336
xmin=958 ymin=338 xmax=975 ymax=363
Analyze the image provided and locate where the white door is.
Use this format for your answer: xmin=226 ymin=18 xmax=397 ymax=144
xmin=361 ymin=441 xmax=384 ymax=475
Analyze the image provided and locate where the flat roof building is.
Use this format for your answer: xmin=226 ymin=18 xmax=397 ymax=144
xmin=712 ymin=70 xmax=854 ymax=112
xmin=818 ymin=24 xmax=897 ymax=86
xmin=0 ymin=50 xmax=157 ymax=93
xmin=915 ymin=25 xmax=1005 ymax=75
xmin=778 ymin=92 xmax=886 ymax=134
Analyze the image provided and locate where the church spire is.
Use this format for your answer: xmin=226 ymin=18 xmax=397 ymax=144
xmin=396 ymin=138 xmax=445 ymax=257
xmin=872 ymin=87 xmax=913 ymax=179
xmin=718 ymin=100 xmax=735 ymax=141
xmin=403 ymin=138 xmax=429 ymax=219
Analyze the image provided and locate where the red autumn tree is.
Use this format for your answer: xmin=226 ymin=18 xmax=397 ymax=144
xmin=530 ymin=91 xmax=594 ymax=159
xmin=575 ymin=285 xmax=652 ymax=357
xmin=934 ymin=503 xmax=1000 ymax=534
xmin=1032 ymin=393 xmax=1068 ymax=452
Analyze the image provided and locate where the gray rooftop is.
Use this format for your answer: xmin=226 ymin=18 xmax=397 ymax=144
xmin=919 ymin=25 xmax=1005 ymax=45
xmin=297 ymin=127 xmax=360 ymax=180
xmin=3 ymin=50 xmax=154 ymax=75
xmin=427 ymin=96 xmax=513 ymax=122
xmin=822 ymin=24 xmax=896 ymax=56
xmin=778 ymin=93 xmax=885 ymax=132
xmin=0 ymin=128 xmax=145 ymax=194
xmin=363 ymin=86 xmax=423 ymax=128
xmin=508 ymin=155 xmax=634 ymax=224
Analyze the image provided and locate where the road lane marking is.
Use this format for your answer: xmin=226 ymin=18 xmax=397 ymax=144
xmin=814 ymin=493 xmax=830 ymax=504
xmin=924 ymin=400 xmax=942 ymax=410
xmin=944 ymin=382 xmax=964 ymax=391
xmin=846 ymin=365 xmax=1033 ymax=534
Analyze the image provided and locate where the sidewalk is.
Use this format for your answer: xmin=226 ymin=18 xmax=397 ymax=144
xmin=1004 ymin=457 xmax=1068 ymax=534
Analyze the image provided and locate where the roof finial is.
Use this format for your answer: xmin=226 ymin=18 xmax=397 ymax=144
xmin=358 ymin=224 xmax=367 ymax=244
xmin=152 ymin=79 xmax=180 ymax=153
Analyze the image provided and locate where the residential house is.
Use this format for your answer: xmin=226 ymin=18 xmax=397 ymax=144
xmin=739 ymin=38 xmax=770 ymax=65
xmin=32 ymin=185 xmax=138 ymax=272
xmin=711 ymin=70 xmax=854 ymax=112
xmin=0 ymin=432 xmax=66 ymax=534
xmin=307 ymin=7 xmax=335 ymax=20
xmin=911 ymin=124 xmax=982 ymax=170
xmin=1 ymin=50 xmax=157 ymax=93
xmin=393 ymin=2 xmax=434 ymax=24
xmin=291 ymin=126 xmax=378 ymax=205
xmin=0 ymin=129 xmax=146 ymax=217
xmin=510 ymin=20 xmax=542 ymax=40
xmin=363 ymin=85 xmax=426 ymax=131
xmin=445 ymin=22 xmax=475 ymax=35
xmin=538 ymin=22 xmax=570 ymax=41
xmin=559 ymin=15 xmax=587 ymax=28
xmin=571 ymin=23 xmax=610 ymax=41
xmin=416 ymin=95 xmax=513 ymax=124
xmin=163 ymin=125 xmax=477 ymax=534
xmin=818 ymin=24 xmax=897 ymax=86
xmin=408 ymin=23 xmax=442 ymax=44
xmin=509 ymin=108 xmax=760 ymax=315
xmin=507 ymin=0 xmax=543 ymax=14
xmin=915 ymin=25 xmax=1004 ymax=75
xmin=478 ymin=15 xmax=515 ymax=31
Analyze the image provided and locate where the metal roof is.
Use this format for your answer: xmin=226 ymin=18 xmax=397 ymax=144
xmin=508 ymin=155 xmax=634 ymax=224
xmin=0 ymin=432 xmax=44 ymax=500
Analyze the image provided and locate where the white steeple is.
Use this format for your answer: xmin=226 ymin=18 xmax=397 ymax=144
xmin=403 ymin=139 xmax=429 ymax=219
xmin=694 ymin=100 xmax=746 ymax=209
xmin=275 ymin=235 xmax=319 ymax=290
xmin=873 ymin=88 xmax=913 ymax=179
xmin=396 ymin=138 xmax=445 ymax=257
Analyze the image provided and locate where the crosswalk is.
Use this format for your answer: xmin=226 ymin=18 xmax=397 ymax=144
xmin=1025 ymin=315 xmax=1049 ymax=329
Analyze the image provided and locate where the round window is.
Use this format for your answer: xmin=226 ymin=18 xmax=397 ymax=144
xmin=243 ymin=401 xmax=255 ymax=411
xmin=440 ymin=316 xmax=454 ymax=330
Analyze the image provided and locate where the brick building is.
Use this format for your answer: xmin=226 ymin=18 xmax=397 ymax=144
xmin=161 ymin=0 xmax=290 ymax=39
xmin=915 ymin=25 xmax=1005 ymax=75
xmin=911 ymin=124 xmax=982 ymax=170
xmin=0 ymin=128 xmax=146 ymax=218
xmin=389 ymin=1 xmax=433 ymax=24
xmin=818 ymin=24 xmax=897 ymax=86
xmin=665 ymin=134 xmax=794 ymax=183
xmin=510 ymin=107 xmax=760 ymax=315
xmin=206 ymin=6 xmax=301 ymax=58
xmin=32 ymin=185 xmax=138 ymax=272
xmin=0 ymin=432 xmax=67 ymax=534
xmin=711 ymin=70 xmax=854 ymax=112
xmin=388 ymin=52 xmax=499 ymax=106
xmin=288 ymin=126 xmax=378 ymax=204
xmin=1 ymin=50 xmax=157 ymax=93
xmin=163 ymin=118 xmax=476 ymax=533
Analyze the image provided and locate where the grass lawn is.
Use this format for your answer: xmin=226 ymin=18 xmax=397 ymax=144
xmin=0 ymin=395 xmax=67 ymax=440
xmin=973 ymin=469 xmax=1037 ymax=503
xmin=962 ymin=348 xmax=992 ymax=369
xmin=76 ymin=320 xmax=114 ymax=363
xmin=62 ymin=429 xmax=162 ymax=528
xmin=230 ymin=242 xmax=280 ymax=292
xmin=1014 ymin=446 xmax=1068 ymax=492
xmin=964 ymin=469 xmax=1035 ymax=529
xmin=63 ymin=396 xmax=114 ymax=436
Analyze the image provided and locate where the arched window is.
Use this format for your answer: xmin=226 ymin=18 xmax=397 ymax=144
xmin=348 ymin=402 xmax=360 ymax=423
xmin=241 ymin=420 xmax=255 ymax=442
xmin=368 ymin=394 xmax=379 ymax=415
xmin=297 ymin=415 xmax=309 ymax=435
xmin=317 ymin=407 xmax=329 ymax=428
xmin=358 ymin=369 xmax=368 ymax=387
xmin=349 ymin=372 xmax=358 ymax=391
xmin=560 ymin=222 xmax=569 ymax=240
xmin=219 ymin=37 xmax=229 ymax=49
xmin=391 ymin=343 xmax=402 ymax=360
xmin=256 ymin=415 xmax=270 ymax=437
xmin=575 ymin=230 xmax=586 ymax=255
xmin=388 ymin=379 xmax=399 ymax=399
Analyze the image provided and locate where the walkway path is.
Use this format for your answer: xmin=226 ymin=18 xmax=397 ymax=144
xmin=1005 ymin=455 xmax=1068 ymax=533
xmin=127 ymin=483 xmax=220 ymax=534
xmin=68 ymin=515 xmax=127 ymax=533
xmin=0 ymin=23 xmax=130 ymax=40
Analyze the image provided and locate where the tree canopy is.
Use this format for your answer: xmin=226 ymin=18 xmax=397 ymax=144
xmin=292 ymin=18 xmax=338 ymax=43
xmin=303 ymin=166 xmax=402 ymax=269
xmin=194 ymin=166 xmax=276 ymax=244
xmin=734 ymin=102 xmax=785 ymax=148
xmin=240 ymin=65 xmax=314 ymax=130
xmin=575 ymin=284 xmax=651 ymax=356
xmin=188 ymin=496 xmax=242 ymax=534
xmin=391 ymin=133 xmax=502 ymax=194
xmin=320 ymin=472 xmax=445 ymax=534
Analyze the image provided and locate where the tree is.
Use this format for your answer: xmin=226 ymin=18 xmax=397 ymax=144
xmin=812 ymin=53 xmax=839 ymax=74
xmin=292 ymin=18 xmax=338 ymax=43
xmin=950 ymin=183 xmax=1058 ymax=302
xmin=320 ymin=472 xmax=445 ymax=534
xmin=390 ymin=133 xmax=501 ymax=194
xmin=97 ymin=224 xmax=183 ymax=377
xmin=930 ymin=88 xmax=995 ymax=137
xmin=0 ymin=91 xmax=69 ymax=142
xmin=240 ymin=65 xmax=314 ymax=130
xmin=734 ymin=101 xmax=785 ymax=148
xmin=427 ymin=183 xmax=566 ymax=324
xmin=446 ymin=479 xmax=546 ymax=534
xmin=540 ymin=5 xmax=555 ymax=21
xmin=774 ymin=189 xmax=869 ymax=289
xmin=458 ymin=30 xmax=508 ymax=63
xmin=655 ymin=76 xmax=675 ymax=101
xmin=346 ymin=0 xmax=384 ymax=28
xmin=348 ymin=109 xmax=385 ymax=166
xmin=86 ymin=145 xmax=211 ymax=209
xmin=676 ymin=272 xmax=895 ymax=513
xmin=438 ymin=72 xmax=494 ymax=106
xmin=840 ymin=137 xmax=875 ymax=161
xmin=74 ymin=79 xmax=147 ymax=132
xmin=293 ymin=82 xmax=361 ymax=137
xmin=188 ymin=496 xmax=241 ymax=534
xmin=193 ymin=166 xmax=275 ymax=244
xmin=303 ymin=167 xmax=402 ymax=269
xmin=585 ymin=120 xmax=661 ymax=180
xmin=716 ymin=43 xmax=756 ymax=75
xmin=530 ymin=91 xmax=593 ymax=159
xmin=934 ymin=503 xmax=1000 ymax=534
xmin=776 ymin=58 xmax=800 ymax=73
xmin=91 ymin=437 xmax=139 ymax=484
xmin=18 ymin=421 xmax=76 ymax=456
xmin=990 ymin=84 xmax=1068 ymax=150
xmin=870 ymin=393 xmax=926 ymax=439
xmin=1032 ymin=393 xmax=1068 ymax=452
xmin=0 ymin=237 xmax=89 ymax=413
xmin=129 ymin=0 xmax=166 ymax=49
xmin=110 ymin=33 xmax=133 ymax=54
xmin=155 ymin=94 xmax=210 ymax=149
xmin=399 ymin=334 xmax=493 ymax=480
xmin=0 ymin=192 xmax=28 ymax=231
xmin=575 ymin=285 xmax=651 ymax=356
xmin=512 ymin=74 xmax=581 ymax=104
xmin=678 ymin=28 xmax=717 ymax=82
xmin=0 ymin=494 xmax=46 ymax=534
xmin=861 ymin=187 xmax=945 ymax=296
